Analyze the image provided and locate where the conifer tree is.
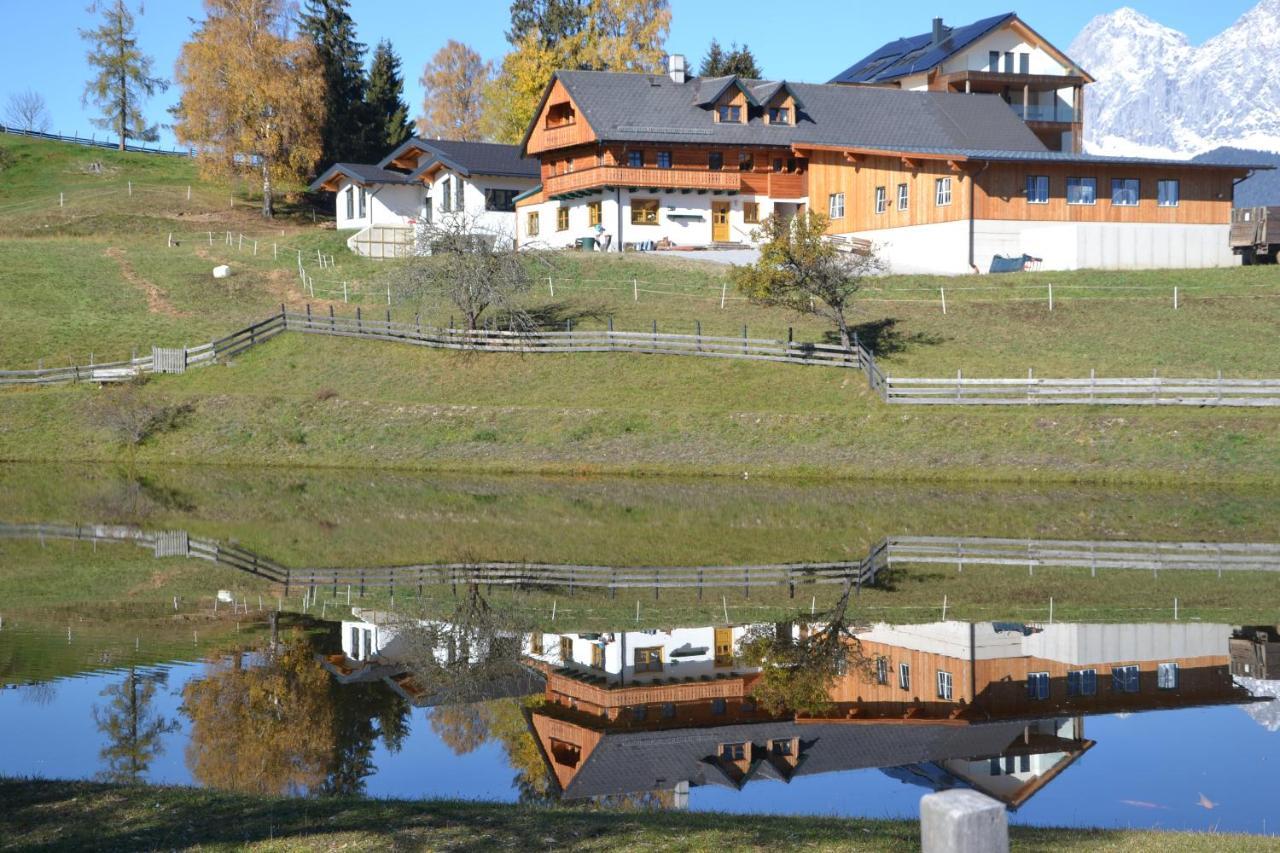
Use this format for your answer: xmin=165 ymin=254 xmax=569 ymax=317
xmin=298 ymin=0 xmax=366 ymax=165
xmin=362 ymin=39 xmax=411 ymax=158
xmin=80 ymin=0 xmax=168 ymax=150
xmin=700 ymin=40 xmax=762 ymax=78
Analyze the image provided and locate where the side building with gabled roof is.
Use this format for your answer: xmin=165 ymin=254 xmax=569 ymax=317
xmin=311 ymin=138 xmax=539 ymax=256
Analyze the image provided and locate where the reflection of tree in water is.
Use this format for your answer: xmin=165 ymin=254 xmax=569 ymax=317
xmin=738 ymin=583 xmax=873 ymax=716
xmin=430 ymin=699 xmax=558 ymax=805
xmin=93 ymin=667 xmax=179 ymax=784
xmin=401 ymin=582 xmax=557 ymax=802
xmin=181 ymin=632 xmax=408 ymax=796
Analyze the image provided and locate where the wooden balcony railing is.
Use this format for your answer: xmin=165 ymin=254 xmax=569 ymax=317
xmin=545 ymin=166 xmax=742 ymax=197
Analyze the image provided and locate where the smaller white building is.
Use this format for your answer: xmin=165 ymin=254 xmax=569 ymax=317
xmin=311 ymin=138 xmax=540 ymax=256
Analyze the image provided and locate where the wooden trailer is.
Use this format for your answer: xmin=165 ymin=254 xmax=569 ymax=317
xmin=1231 ymin=206 xmax=1280 ymax=264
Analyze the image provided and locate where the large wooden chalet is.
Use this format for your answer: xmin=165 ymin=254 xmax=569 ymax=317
xmin=515 ymin=13 xmax=1269 ymax=274
xmin=525 ymin=620 xmax=1262 ymax=807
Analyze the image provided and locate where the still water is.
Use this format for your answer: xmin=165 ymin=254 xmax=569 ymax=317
xmin=1 ymin=464 xmax=1278 ymax=836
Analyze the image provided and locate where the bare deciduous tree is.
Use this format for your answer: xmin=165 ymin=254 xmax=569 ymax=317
xmin=4 ymin=89 xmax=52 ymax=133
xmin=393 ymin=583 xmax=538 ymax=707
xmin=397 ymin=214 xmax=535 ymax=332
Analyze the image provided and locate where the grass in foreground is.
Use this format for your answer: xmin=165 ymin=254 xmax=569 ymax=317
xmin=2 ymin=778 xmax=1273 ymax=852
xmin=2 ymin=334 xmax=1279 ymax=485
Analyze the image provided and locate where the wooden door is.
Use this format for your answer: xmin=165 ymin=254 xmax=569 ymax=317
xmin=714 ymin=628 xmax=733 ymax=667
xmin=712 ymin=202 xmax=730 ymax=242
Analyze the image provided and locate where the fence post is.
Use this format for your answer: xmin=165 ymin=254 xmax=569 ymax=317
xmin=920 ymin=790 xmax=1009 ymax=853
xmin=329 ymin=304 xmax=336 ymax=332
xmin=652 ymin=319 xmax=657 ymax=348
xmin=356 ymin=306 xmax=362 ymax=333
xmin=306 ymin=303 xmax=312 ymax=327
xmin=696 ymin=319 xmax=702 ymax=352
xmin=940 ymin=287 xmax=946 ymax=315
xmin=634 ymin=277 xmax=639 ymax=302
xmin=742 ymin=324 xmax=747 ymax=355
xmin=1173 ymin=286 xmax=1179 ymax=310
xmin=720 ymin=280 xmax=727 ymax=309
xmin=549 ymin=276 xmax=554 ymax=297
xmin=956 ymin=369 xmax=962 ymax=402
xmin=1026 ymin=368 xmax=1034 ymax=405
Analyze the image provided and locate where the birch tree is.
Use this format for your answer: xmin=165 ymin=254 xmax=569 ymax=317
xmin=80 ymin=0 xmax=168 ymax=150
xmin=3 ymin=89 xmax=52 ymax=133
xmin=173 ymin=0 xmax=324 ymax=218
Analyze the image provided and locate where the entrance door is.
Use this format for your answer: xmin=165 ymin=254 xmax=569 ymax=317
xmin=714 ymin=628 xmax=733 ymax=667
xmin=712 ymin=202 xmax=730 ymax=242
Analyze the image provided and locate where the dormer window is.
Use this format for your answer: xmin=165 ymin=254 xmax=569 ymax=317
xmin=719 ymin=742 xmax=747 ymax=761
xmin=768 ymin=107 xmax=790 ymax=125
xmin=717 ymin=104 xmax=742 ymax=123
xmin=546 ymin=101 xmax=575 ymax=129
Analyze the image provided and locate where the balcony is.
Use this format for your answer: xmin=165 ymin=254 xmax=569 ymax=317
xmin=1007 ymin=103 xmax=1076 ymax=124
xmin=545 ymin=166 xmax=741 ymax=198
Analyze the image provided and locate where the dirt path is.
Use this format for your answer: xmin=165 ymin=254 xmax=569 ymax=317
xmin=104 ymin=247 xmax=187 ymax=317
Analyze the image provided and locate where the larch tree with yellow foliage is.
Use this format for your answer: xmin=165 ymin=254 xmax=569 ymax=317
xmin=172 ymin=0 xmax=324 ymax=218
xmin=482 ymin=0 xmax=670 ymax=144
xmin=418 ymin=40 xmax=491 ymax=141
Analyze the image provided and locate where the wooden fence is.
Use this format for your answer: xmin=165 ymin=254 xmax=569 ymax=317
xmin=883 ymin=536 xmax=1280 ymax=576
xmin=885 ymin=373 xmax=1280 ymax=407
xmin=283 ymin=307 xmax=866 ymax=369
xmin=5 ymin=306 xmax=1279 ymax=407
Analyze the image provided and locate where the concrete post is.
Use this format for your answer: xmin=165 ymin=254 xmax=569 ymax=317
xmin=920 ymin=790 xmax=1008 ymax=853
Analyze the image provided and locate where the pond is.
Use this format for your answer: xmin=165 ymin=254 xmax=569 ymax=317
xmin=1 ymin=464 xmax=1277 ymax=836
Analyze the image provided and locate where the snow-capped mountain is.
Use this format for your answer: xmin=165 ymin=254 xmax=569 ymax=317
xmin=1069 ymin=1 xmax=1280 ymax=157
xmin=1233 ymin=676 xmax=1280 ymax=732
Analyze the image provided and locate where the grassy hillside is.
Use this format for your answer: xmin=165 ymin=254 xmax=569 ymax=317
xmin=3 ymin=135 xmax=1280 ymax=484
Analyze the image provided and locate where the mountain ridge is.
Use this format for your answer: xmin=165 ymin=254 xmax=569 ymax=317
xmin=1069 ymin=1 xmax=1280 ymax=158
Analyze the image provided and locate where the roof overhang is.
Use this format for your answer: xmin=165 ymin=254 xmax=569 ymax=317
xmin=308 ymin=164 xmax=412 ymax=193
xmin=378 ymin=138 xmax=434 ymax=170
xmin=791 ymin=142 xmax=1269 ymax=175
xmin=1007 ymin=16 xmax=1096 ymax=84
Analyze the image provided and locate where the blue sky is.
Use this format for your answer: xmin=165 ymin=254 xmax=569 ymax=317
xmin=1 ymin=1 xmax=1261 ymax=149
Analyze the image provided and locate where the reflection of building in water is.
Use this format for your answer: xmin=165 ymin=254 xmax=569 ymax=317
xmin=528 ymin=621 xmax=1261 ymax=808
xmin=1231 ymin=626 xmax=1280 ymax=680
xmin=321 ymin=608 xmax=543 ymax=707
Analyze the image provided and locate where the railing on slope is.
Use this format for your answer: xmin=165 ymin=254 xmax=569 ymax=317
xmin=884 ymin=373 xmax=1280 ymax=407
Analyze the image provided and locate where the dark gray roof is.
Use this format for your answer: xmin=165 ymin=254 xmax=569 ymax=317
xmin=378 ymin=138 xmax=539 ymax=179
xmin=891 ymin=148 xmax=1275 ymax=170
xmin=308 ymin=162 xmax=416 ymax=191
xmin=546 ymin=70 xmax=1048 ymax=155
xmin=1195 ymin=146 xmax=1280 ymax=204
xmin=829 ymin=12 xmax=1018 ymax=85
xmin=557 ymin=718 xmax=1030 ymax=800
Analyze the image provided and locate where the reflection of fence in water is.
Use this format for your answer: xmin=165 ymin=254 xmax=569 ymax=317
xmin=6 ymin=524 xmax=1280 ymax=600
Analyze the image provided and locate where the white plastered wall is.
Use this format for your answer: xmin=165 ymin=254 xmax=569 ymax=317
xmin=335 ymin=180 xmax=423 ymax=230
xmin=517 ymin=190 xmax=775 ymax=251
xmin=425 ymin=169 xmax=537 ymax=247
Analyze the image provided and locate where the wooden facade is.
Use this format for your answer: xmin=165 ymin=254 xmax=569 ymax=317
xmin=799 ymin=144 xmax=1246 ymax=233
xmin=525 ymin=79 xmax=597 ymax=156
xmin=816 ymin=636 xmax=1241 ymax=723
xmin=805 ymin=149 xmax=968 ymax=232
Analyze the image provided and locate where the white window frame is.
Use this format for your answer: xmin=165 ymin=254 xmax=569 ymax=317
xmin=1157 ymin=662 xmax=1179 ymax=690
xmin=935 ymin=177 xmax=952 ymax=207
xmin=1111 ymin=177 xmax=1140 ymax=207
xmin=1157 ymin=179 xmax=1180 ymax=207
xmin=828 ymin=192 xmax=845 ymax=219
xmin=1026 ymin=175 xmax=1049 ymax=204
xmin=874 ymin=186 xmax=887 ymax=214
xmin=897 ymin=182 xmax=909 ymax=211
xmin=898 ymin=662 xmax=911 ymax=691
xmin=1067 ymin=177 xmax=1097 ymax=206
xmin=345 ymin=186 xmax=354 ymax=220
xmin=936 ymin=670 xmax=953 ymax=700
xmin=357 ymin=186 xmax=367 ymax=219
xmin=876 ymin=656 xmax=888 ymax=684
xmin=1112 ymin=664 xmax=1140 ymax=694
xmin=1067 ymin=668 xmax=1097 ymax=696
xmin=1027 ymin=671 xmax=1050 ymax=700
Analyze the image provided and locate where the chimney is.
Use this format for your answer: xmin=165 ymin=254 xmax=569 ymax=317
xmin=667 ymin=53 xmax=687 ymax=84
xmin=932 ymin=17 xmax=946 ymax=46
